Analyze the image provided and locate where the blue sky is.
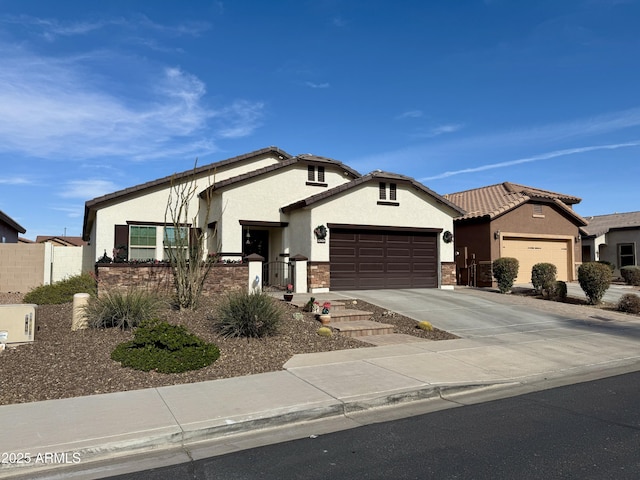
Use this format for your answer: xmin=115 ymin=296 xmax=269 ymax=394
xmin=1 ymin=0 xmax=639 ymax=239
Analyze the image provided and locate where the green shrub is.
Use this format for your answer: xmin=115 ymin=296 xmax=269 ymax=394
xmin=417 ymin=321 xmax=433 ymax=331
xmin=84 ymin=288 xmax=162 ymax=329
xmin=578 ymin=262 xmax=612 ymax=305
xmin=213 ymin=291 xmax=283 ymax=338
xmin=23 ymin=272 xmax=97 ymax=305
xmin=597 ymin=261 xmax=615 ymax=274
xmin=551 ymin=280 xmax=568 ymax=302
xmin=617 ymin=293 xmax=640 ymax=314
xmin=492 ymin=257 xmax=519 ymax=294
xmin=531 ymin=263 xmax=557 ymax=296
xmin=317 ymin=327 xmax=332 ymax=337
xmin=111 ymin=321 xmax=220 ymax=373
xmin=620 ymin=266 xmax=640 ymax=286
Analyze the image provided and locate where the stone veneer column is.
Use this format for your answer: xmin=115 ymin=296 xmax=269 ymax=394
xmin=441 ymin=262 xmax=456 ymax=290
xmin=307 ymin=261 xmax=330 ymax=293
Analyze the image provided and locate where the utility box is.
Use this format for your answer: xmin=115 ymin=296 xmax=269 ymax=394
xmin=0 ymin=304 xmax=37 ymax=344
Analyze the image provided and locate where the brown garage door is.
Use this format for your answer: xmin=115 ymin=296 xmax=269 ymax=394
xmin=330 ymin=228 xmax=438 ymax=290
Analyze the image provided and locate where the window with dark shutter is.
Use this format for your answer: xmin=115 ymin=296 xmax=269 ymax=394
xmin=318 ymin=166 xmax=325 ymax=182
xmin=308 ymin=165 xmax=315 ymax=181
xmin=390 ymin=183 xmax=397 ymax=201
xmin=379 ymin=182 xmax=386 ymax=200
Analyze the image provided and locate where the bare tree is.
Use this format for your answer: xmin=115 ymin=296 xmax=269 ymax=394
xmin=164 ymin=163 xmax=217 ymax=310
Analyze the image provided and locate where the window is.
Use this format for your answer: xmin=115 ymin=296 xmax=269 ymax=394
xmin=378 ymin=182 xmax=399 ymax=205
xmin=129 ymin=226 xmax=157 ymax=260
xmin=307 ymin=165 xmax=326 ymax=185
xmin=618 ymin=243 xmax=636 ymax=268
xmin=379 ymin=182 xmax=386 ymax=200
xmin=389 ymin=183 xmax=397 ymax=201
xmin=163 ymin=226 xmax=189 ymax=260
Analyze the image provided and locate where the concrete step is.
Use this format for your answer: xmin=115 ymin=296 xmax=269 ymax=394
xmin=328 ymin=309 xmax=372 ymax=322
xmin=329 ymin=320 xmax=395 ymax=338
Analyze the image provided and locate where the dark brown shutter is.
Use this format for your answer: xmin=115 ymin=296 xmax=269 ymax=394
xmin=114 ymin=225 xmax=129 ymax=262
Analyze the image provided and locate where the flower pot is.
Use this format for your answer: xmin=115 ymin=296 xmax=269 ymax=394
xmin=284 ymin=294 xmax=294 ymax=301
xmin=318 ymin=314 xmax=331 ymax=325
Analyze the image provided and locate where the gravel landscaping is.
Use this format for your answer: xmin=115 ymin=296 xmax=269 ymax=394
xmin=0 ymin=293 xmax=456 ymax=406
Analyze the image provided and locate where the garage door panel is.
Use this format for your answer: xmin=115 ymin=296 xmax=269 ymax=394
xmin=502 ymin=237 xmax=570 ymax=283
xmin=330 ymin=229 xmax=438 ymax=290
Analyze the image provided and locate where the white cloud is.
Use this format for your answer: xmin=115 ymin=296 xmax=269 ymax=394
xmin=396 ymin=110 xmax=423 ymax=120
xmin=0 ymin=49 xmax=264 ymax=161
xmin=0 ymin=176 xmax=32 ymax=185
xmin=59 ymin=180 xmax=119 ymax=199
xmin=420 ymin=141 xmax=640 ymax=181
xmin=305 ymin=81 xmax=330 ymax=89
xmin=423 ymin=123 xmax=464 ymax=138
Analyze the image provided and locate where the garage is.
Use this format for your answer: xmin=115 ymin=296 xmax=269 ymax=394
xmin=329 ymin=227 xmax=439 ymax=290
xmin=501 ymin=237 xmax=571 ymax=283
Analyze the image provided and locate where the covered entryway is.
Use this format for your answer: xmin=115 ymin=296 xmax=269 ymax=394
xmin=329 ymin=227 xmax=439 ymax=290
xmin=502 ymin=237 xmax=571 ymax=283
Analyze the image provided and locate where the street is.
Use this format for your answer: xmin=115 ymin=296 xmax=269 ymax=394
xmin=111 ymin=371 xmax=640 ymax=480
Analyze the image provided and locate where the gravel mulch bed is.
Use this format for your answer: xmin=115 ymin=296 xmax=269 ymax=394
xmin=0 ymin=293 xmax=455 ymax=406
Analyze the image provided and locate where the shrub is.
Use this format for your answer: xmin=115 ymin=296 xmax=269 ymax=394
xmin=213 ymin=291 xmax=283 ymax=338
xmin=578 ymin=262 xmax=612 ymax=305
xmin=597 ymin=261 xmax=615 ymax=274
xmin=111 ymin=321 xmax=220 ymax=373
xmin=417 ymin=321 xmax=433 ymax=331
xmin=531 ymin=263 xmax=557 ymax=296
xmin=550 ymin=280 xmax=568 ymax=302
xmin=617 ymin=293 xmax=640 ymax=314
xmin=23 ymin=272 xmax=97 ymax=305
xmin=620 ymin=266 xmax=640 ymax=286
xmin=492 ymin=257 xmax=519 ymax=294
xmin=84 ymin=288 xmax=162 ymax=329
xmin=317 ymin=327 xmax=332 ymax=337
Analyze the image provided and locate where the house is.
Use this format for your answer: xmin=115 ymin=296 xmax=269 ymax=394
xmin=444 ymin=182 xmax=587 ymax=286
xmin=0 ymin=210 xmax=26 ymax=244
xmin=83 ymin=146 xmax=464 ymax=291
xmin=35 ymin=236 xmax=88 ymax=247
xmin=581 ymin=211 xmax=640 ymax=277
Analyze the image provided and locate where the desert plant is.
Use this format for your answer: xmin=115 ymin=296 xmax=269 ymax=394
xmin=417 ymin=321 xmax=433 ymax=331
xmin=23 ymin=272 xmax=97 ymax=305
xmin=620 ymin=266 xmax=640 ymax=286
xmin=550 ymin=280 xmax=568 ymax=302
xmin=84 ymin=288 xmax=163 ymax=329
xmin=213 ymin=291 xmax=283 ymax=338
xmin=111 ymin=321 xmax=220 ymax=373
xmin=531 ymin=263 xmax=557 ymax=296
xmin=617 ymin=293 xmax=640 ymax=314
xmin=578 ymin=262 xmax=612 ymax=305
xmin=317 ymin=327 xmax=332 ymax=337
xmin=492 ymin=257 xmax=519 ymax=294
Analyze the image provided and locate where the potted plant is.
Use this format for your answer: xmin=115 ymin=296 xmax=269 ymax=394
xmin=284 ymin=284 xmax=294 ymax=301
xmin=318 ymin=301 xmax=331 ymax=325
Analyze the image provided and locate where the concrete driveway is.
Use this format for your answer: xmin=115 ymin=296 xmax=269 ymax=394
xmin=331 ymin=287 xmax=635 ymax=339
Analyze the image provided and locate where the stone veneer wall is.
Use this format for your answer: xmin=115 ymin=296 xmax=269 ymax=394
xmin=95 ymin=263 xmax=248 ymax=297
xmin=441 ymin=262 xmax=456 ymax=286
xmin=307 ymin=262 xmax=330 ymax=291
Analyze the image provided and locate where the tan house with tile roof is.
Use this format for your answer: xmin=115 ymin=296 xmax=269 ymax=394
xmin=581 ymin=211 xmax=640 ymax=277
xmin=444 ymin=182 xmax=587 ymax=286
xmin=83 ymin=147 xmax=463 ymax=291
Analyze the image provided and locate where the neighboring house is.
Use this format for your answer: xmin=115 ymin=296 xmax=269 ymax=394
xmin=83 ymin=146 xmax=464 ymax=291
xmin=581 ymin=211 xmax=640 ymax=278
xmin=444 ymin=182 xmax=587 ymax=286
xmin=0 ymin=210 xmax=26 ymax=244
xmin=35 ymin=236 xmax=88 ymax=247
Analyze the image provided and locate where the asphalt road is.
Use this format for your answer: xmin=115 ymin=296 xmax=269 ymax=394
xmin=111 ymin=371 xmax=640 ymax=480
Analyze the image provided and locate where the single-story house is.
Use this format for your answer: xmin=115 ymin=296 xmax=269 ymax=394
xmin=444 ymin=182 xmax=587 ymax=286
xmin=0 ymin=210 xmax=26 ymax=244
xmin=35 ymin=236 xmax=88 ymax=247
xmin=581 ymin=211 xmax=640 ymax=277
xmin=83 ymin=147 xmax=464 ymax=292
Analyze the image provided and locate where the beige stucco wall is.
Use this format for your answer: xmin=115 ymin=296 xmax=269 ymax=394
xmin=52 ymin=245 xmax=93 ymax=282
xmin=88 ymin=154 xmax=283 ymax=262
xmin=0 ymin=243 xmax=47 ymax=292
xmin=596 ymin=229 xmax=640 ymax=277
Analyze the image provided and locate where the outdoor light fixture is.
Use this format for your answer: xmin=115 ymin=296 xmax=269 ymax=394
xmin=494 ymin=230 xmax=501 ymax=240
xmin=246 ymin=229 xmax=251 ymax=245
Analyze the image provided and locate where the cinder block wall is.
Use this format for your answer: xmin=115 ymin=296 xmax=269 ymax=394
xmin=0 ymin=244 xmax=46 ymax=293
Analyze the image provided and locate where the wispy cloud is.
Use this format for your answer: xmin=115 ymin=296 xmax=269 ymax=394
xmin=0 ymin=48 xmax=264 ymax=161
xmin=420 ymin=141 xmax=640 ymax=180
xmin=59 ymin=180 xmax=119 ymax=199
xmin=396 ymin=110 xmax=423 ymax=120
xmin=305 ymin=81 xmax=330 ymax=89
xmin=421 ymin=123 xmax=464 ymax=138
xmin=0 ymin=176 xmax=32 ymax=185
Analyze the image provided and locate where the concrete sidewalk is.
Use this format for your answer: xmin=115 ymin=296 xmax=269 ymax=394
xmin=3 ymin=322 xmax=640 ymax=479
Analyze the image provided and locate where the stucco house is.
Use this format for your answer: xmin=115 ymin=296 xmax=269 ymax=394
xmin=82 ymin=147 xmax=464 ymax=292
xmin=444 ymin=182 xmax=588 ymax=286
xmin=0 ymin=210 xmax=26 ymax=244
xmin=581 ymin=211 xmax=640 ymax=278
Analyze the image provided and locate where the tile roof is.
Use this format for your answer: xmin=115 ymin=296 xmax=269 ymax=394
xmin=581 ymin=211 xmax=640 ymax=237
xmin=444 ymin=182 xmax=586 ymax=225
xmin=0 ymin=210 xmax=26 ymax=234
xmin=35 ymin=236 xmax=88 ymax=246
xmin=281 ymin=170 xmax=465 ymax=215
